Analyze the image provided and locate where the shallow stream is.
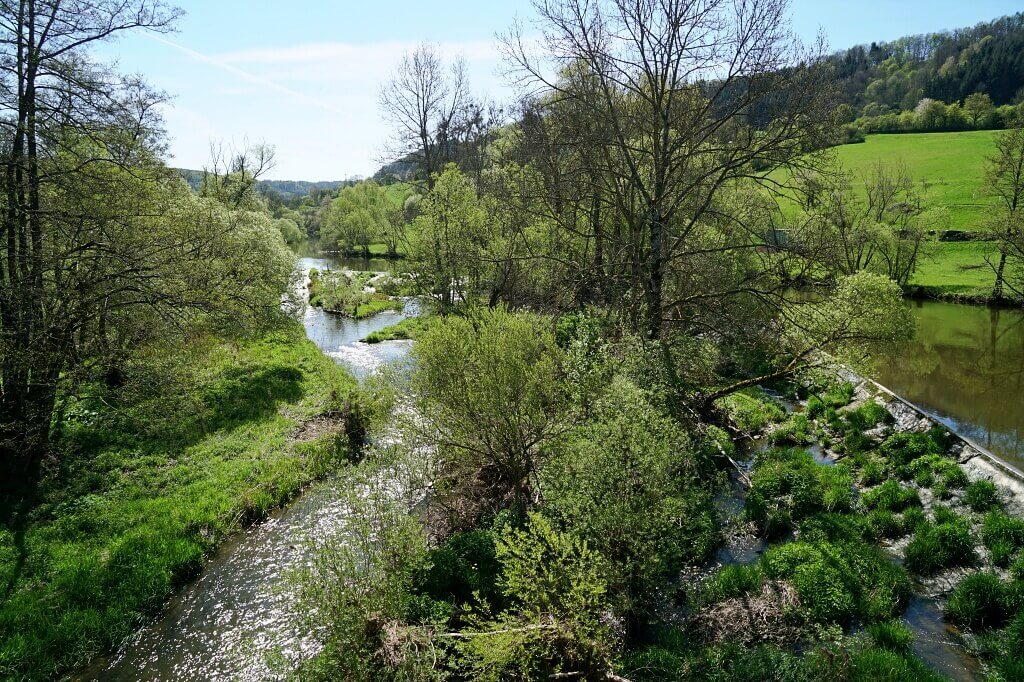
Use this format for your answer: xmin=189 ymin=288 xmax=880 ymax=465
xmin=77 ymin=255 xmax=411 ymax=680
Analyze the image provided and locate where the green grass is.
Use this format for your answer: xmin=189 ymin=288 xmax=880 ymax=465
xmin=363 ymin=315 xmax=435 ymax=343
xmin=0 ymin=321 xmax=357 ymax=680
xmin=909 ymin=241 xmax=1000 ymax=299
xmin=353 ymin=296 xmax=403 ymax=319
xmin=832 ymin=131 xmax=1000 ymax=233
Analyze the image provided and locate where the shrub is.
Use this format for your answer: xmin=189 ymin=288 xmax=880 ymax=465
xmin=861 ymin=480 xmax=921 ymax=513
xmin=860 ymin=458 xmax=886 ymax=486
xmin=878 ymin=432 xmax=938 ymax=467
xmin=982 ymin=513 xmax=1024 ymax=568
xmin=799 ymin=513 xmax=871 ymax=544
xmin=456 ymin=513 xmax=617 ymax=681
xmin=965 ymin=480 xmax=1001 ymax=512
xmin=946 ymin=573 xmax=1009 ymax=629
xmin=411 ymin=308 xmax=566 ymax=525
xmin=704 ymin=564 xmax=764 ymax=603
xmin=541 ymin=377 xmax=717 ymax=615
xmin=1005 ymin=611 xmax=1024 ymax=659
xmin=715 ymin=389 xmax=786 ymax=433
xmin=846 ymin=647 xmax=946 ymax=681
xmin=867 ymin=620 xmax=914 ymax=654
xmin=760 ymin=539 xmax=910 ymax=625
xmin=868 ymin=510 xmax=907 ymax=539
xmin=843 ymin=400 xmax=892 ymax=432
xmin=746 ymin=449 xmax=853 ymax=537
xmin=904 ymin=521 xmax=975 ymax=576
xmin=902 ymin=508 xmax=927 ymax=533
xmin=770 ymin=413 xmax=813 ymax=445
xmin=416 ymin=529 xmax=501 ymax=608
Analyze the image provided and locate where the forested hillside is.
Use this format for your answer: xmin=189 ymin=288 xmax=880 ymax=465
xmin=830 ymin=13 xmax=1024 ymax=113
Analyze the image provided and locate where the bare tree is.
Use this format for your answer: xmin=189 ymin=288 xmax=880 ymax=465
xmin=378 ymin=43 xmax=469 ymax=189
xmin=503 ymin=0 xmax=836 ymax=338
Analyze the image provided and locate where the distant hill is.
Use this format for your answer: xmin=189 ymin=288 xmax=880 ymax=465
xmin=827 ymin=12 xmax=1024 ymax=113
xmin=175 ymin=168 xmax=350 ymax=201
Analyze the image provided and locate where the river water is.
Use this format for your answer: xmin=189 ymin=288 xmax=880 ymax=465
xmin=79 ymin=277 xmax=1021 ymax=680
xmin=874 ymin=300 xmax=1024 ymax=470
xmin=77 ymin=255 xmax=410 ymax=681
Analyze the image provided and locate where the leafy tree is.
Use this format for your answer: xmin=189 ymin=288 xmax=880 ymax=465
xmin=410 ymin=307 xmax=567 ymax=528
xmin=321 ymin=181 xmax=395 ymax=256
xmin=540 ymin=377 xmax=717 ymax=616
xmin=407 ymin=165 xmax=490 ymax=308
xmin=984 ymin=125 xmax=1024 ymax=301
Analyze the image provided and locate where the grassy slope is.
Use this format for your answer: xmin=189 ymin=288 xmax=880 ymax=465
xmin=832 ymin=131 xmax=1003 ymax=299
xmin=833 ymin=131 xmax=999 ymax=233
xmin=0 ymin=321 xmax=356 ymax=680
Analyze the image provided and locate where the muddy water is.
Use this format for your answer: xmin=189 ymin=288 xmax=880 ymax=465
xmin=875 ymin=301 xmax=1024 ymax=469
xmin=78 ymin=255 xmax=413 ymax=681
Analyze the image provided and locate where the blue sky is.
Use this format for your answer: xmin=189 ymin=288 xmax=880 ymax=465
xmin=95 ymin=0 xmax=1023 ymax=180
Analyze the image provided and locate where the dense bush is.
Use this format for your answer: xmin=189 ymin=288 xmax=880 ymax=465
xmin=541 ymin=377 xmax=717 ymax=615
xmin=904 ymin=520 xmax=975 ymax=576
xmin=982 ymin=513 xmax=1024 ymax=568
xmin=746 ymin=449 xmax=854 ymax=538
xmin=965 ymin=480 xmax=1002 ymax=512
xmin=946 ymin=573 xmax=1012 ymax=629
xmin=867 ymin=620 xmax=914 ymax=654
xmin=759 ymin=539 xmax=911 ymax=624
xmin=415 ymin=529 xmax=501 ymax=609
xmin=455 ymin=513 xmax=618 ymax=680
xmin=411 ymin=308 xmax=567 ymax=526
xmin=861 ymin=480 xmax=921 ymax=513
xmin=878 ymin=431 xmax=942 ymax=467
xmin=715 ymin=389 xmax=786 ymax=432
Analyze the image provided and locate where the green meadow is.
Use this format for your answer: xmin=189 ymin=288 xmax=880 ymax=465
xmin=833 ymin=131 xmax=999 ymax=234
xmin=785 ymin=131 xmax=1008 ymax=299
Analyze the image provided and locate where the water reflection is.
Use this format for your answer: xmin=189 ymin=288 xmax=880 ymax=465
xmin=874 ymin=301 xmax=1024 ymax=468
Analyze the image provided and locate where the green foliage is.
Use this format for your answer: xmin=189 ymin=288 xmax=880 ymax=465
xmin=983 ymin=513 xmax=1024 ymax=568
xmin=878 ymin=431 xmax=941 ymax=467
xmin=946 ymin=573 xmax=1013 ymax=630
xmin=296 ymin=475 xmax=437 ymax=681
xmin=714 ymin=389 xmax=786 ymax=433
xmin=321 ymin=181 xmax=402 ymax=256
xmin=867 ymin=620 xmax=914 ymax=654
xmin=363 ymin=316 xmax=434 ymax=343
xmin=904 ymin=520 xmax=976 ymax=576
xmin=407 ymin=165 xmax=490 ymax=307
xmin=746 ymin=449 xmax=854 ymax=538
xmin=861 ymin=480 xmax=921 ymax=513
xmin=0 ymin=324 xmax=356 ymax=680
xmin=965 ymin=480 xmax=1002 ymax=512
xmin=769 ymin=413 xmax=813 ymax=446
xmin=415 ymin=529 xmax=501 ymax=609
xmin=455 ymin=513 xmax=617 ymax=681
xmin=760 ymin=538 xmax=911 ymax=624
xmin=541 ymin=377 xmax=716 ymax=614
xmin=843 ymin=400 xmax=892 ymax=432
xmin=411 ymin=307 xmax=566 ymax=525
xmin=868 ymin=510 xmax=908 ymax=539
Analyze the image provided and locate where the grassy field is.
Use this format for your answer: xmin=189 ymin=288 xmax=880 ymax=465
xmin=833 ymin=131 xmax=1000 ymax=233
xmin=0 ymin=321 xmax=357 ymax=680
xmin=791 ymin=131 xmax=1007 ymax=300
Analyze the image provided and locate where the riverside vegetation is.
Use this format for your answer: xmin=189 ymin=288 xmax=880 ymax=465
xmin=3 ymin=0 xmax=1024 ymax=681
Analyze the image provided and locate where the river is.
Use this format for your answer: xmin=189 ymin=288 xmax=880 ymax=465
xmin=874 ymin=300 xmax=1024 ymax=470
xmin=77 ymin=255 xmax=410 ymax=681
xmin=79 ymin=277 xmax=1022 ymax=680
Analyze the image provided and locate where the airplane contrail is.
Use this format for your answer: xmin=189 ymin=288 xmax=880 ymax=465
xmin=146 ymin=33 xmax=346 ymax=115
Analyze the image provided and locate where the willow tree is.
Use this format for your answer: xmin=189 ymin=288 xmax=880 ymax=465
xmin=504 ymin=0 xmax=836 ymax=338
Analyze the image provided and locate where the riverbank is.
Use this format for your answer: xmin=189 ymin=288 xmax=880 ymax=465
xmin=0 ymin=321 xmax=359 ymax=681
xmin=702 ymin=364 xmax=1024 ymax=680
